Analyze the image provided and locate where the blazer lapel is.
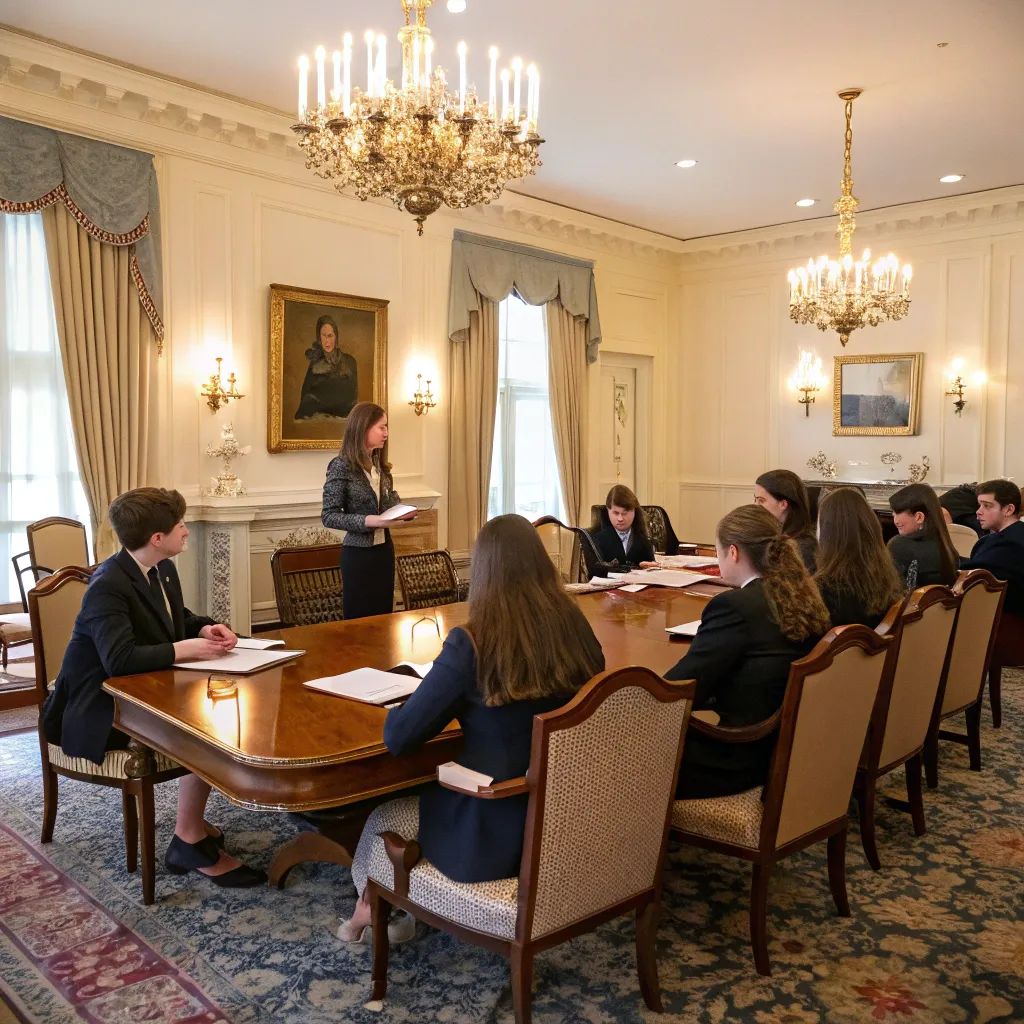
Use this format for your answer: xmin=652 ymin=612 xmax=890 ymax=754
xmin=159 ymin=560 xmax=187 ymax=641
xmin=114 ymin=549 xmax=174 ymax=641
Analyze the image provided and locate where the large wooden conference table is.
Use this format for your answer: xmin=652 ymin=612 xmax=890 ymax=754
xmin=103 ymin=581 xmax=722 ymax=883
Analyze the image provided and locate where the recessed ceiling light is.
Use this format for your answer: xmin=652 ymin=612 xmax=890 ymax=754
xmin=447 ymin=0 xmax=466 ymax=11
xmin=675 ymin=159 xmax=697 ymax=168
xmin=795 ymin=198 xmax=816 ymax=207
xmin=939 ymin=173 xmax=964 ymax=183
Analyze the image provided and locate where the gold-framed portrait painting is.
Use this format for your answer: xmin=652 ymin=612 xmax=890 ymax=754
xmin=833 ymin=352 xmax=923 ymax=436
xmin=267 ymin=284 xmax=388 ymax=452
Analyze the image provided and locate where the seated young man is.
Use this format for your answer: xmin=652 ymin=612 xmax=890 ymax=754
xmin=962 ymin=478 xmax=1024 ymax=617
xmin=42 ymin=487 xmax=266 ymax=887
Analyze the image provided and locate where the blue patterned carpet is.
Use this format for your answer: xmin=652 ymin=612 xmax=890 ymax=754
xmin=1 ymin=677 xmax=1023 ymax=1024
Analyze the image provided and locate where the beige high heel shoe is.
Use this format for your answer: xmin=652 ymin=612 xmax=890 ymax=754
xmin=336 ymin=909 xmax=416 ymax=944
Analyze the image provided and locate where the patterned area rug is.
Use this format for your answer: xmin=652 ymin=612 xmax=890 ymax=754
xmin=0 ymin=708 xmax=37 ymax=738
xmin=0 ymin=676 xmax=1022 ymax=1023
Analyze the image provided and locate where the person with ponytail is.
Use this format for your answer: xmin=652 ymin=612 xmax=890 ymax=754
xmin=665 ymin=504 xmax=831 ymax=799
xmin=754 ymin=468 xmax=819 ymax=572
xmin=887 ymin=483 xmax=959 ymax=589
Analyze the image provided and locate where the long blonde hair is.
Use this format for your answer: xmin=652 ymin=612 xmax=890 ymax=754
xmin=717 ymin=504 xmax=831 ymax=641
xmin=466 ymin=515 xmax=604 ymax=706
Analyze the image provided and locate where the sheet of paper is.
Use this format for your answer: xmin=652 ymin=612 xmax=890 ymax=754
xmin=586 ymin=577 xmax=622 ymax=589
xmin=618 ymin=583 xmax=648 ymax=592
xmin=666 ymin=619 xmax=702 ymax=637
xmin=378 ymin=503 xmax=419 ymax=522
xmin=656 ymin=555 xmax=720 ymax=569
xmin=172 ymin=648 xmax=304 ymax=673
xmin=235 ymin=637 xmax=285 ymax=650
xmin=618 ymin=569 xmax=708 ymax=589
xmin=437 ymin=761 xmax=494 ymax=791
xmin=304 ymin=666 xmax=421 ymax=704
xmin=395 ymin=660 xmax=434 ymax=678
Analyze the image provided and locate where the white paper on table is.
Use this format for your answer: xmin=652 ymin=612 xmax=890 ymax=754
xmin=172 ymin=648 xmax=305 ymax=673
xmin=656 ymin=554 xmax=720 ymax=569
xmin=618 ymin=569 xmax=708 ymax=589
xmin=235 ymin=637 xmax=285 ymax=650
xmin=586 ymin=577 xmax=622 ymax=589
xmin=607 ymin=571 xmax=629 ymax=579
xmin=394 ymin=660 xmax=435 ymax=678
xmin=618 ymin=583 xmax=648 ymax=592
xmin=378 ymin=503 xmax=419 ymax=521
xmin=304 ymin=666 xmax=421 ymax=704
xmin=666 ymin=619 xmax=702 ymax=637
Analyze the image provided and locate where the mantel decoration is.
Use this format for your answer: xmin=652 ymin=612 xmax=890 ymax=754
xmin=205 ymin=423 xmax=251 ymax=497
xmin=806 ymin=451 xmax=837 ymax=480
xmin=292 ymin=0 xmax=544 ymax=234
xmin=787 ymin=90 xmax=912 ymax=347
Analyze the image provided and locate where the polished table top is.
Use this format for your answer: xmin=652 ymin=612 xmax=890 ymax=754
xmin=103 ymin=583 xmax=719 ymax=810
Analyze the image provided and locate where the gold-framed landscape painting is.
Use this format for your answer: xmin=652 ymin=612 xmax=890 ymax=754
xmin=833 ymin=352 xmax=923 ymax=436
xmin=267 ymin=284 xmax=388 ymax=452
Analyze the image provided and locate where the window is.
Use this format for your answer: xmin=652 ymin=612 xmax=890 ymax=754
xmin=487 ymin=294 xmax=564 ymax=522
xmin=0 ymin=212 xmax=89 ymax=604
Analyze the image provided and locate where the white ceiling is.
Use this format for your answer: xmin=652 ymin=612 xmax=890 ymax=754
xmin=4 ymin=0 xmax=1023 ymax=239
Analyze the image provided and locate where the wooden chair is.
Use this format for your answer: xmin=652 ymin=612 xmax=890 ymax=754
xmin=270 ymin=544 xmax=344 ymax=627
xmin=29 ymin=567 xmax=186 ymax=905
xmin=670 ymin=625 xmax=892 ymax=975
xmin=365 ymin=667 xmax=696 ymax=1024
xmin=532 ymin=516 xmax=584 ymax=584
xmin=946 ymin=522 xmax=980 ymax=560
xmin=925 ymin=569 xmax=1006 ymax=787
xmin=642 ymin=505 xmax=680 ymax=555
xmin=986 ymin=610 xmax=1024 ymax=729
xmin=396 ymin=550 xmax=463 ymax=610
xmin=854 ymin=588 xmax=959 ymax=869
xmin=27 ymin=516 xmax=89 ymax=578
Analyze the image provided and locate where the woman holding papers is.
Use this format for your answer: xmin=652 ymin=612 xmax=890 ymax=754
xmin=815 ymin=487 xmax=906 ymax=628
xmin=321 ymin=402 xmax=417 ymax=619
xmin=590 ymin=484 xmax=655 ymax=568
xmin=665 ymin=504 xmax=830 ymax=799
xmin=337 ymin=514 xmax=605 ymax=942
xmin=754 ymin=469 xmax=819 ymax=573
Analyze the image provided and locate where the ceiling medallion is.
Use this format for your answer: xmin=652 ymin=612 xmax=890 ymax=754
xmin=292 ymin=0 xmax=544 ymax=235
xmin=787 ymin=90 xmax=912 ymax=347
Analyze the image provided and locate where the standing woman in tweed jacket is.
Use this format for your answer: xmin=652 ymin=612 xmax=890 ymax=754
xmin=321 ymin=402 xmax=417 ymax=618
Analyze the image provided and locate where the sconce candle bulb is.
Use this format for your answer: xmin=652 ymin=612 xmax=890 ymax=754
xmin=788 ymin=350 xmax=828 ymax=416
xmin=201 ymin=357 xmax=245 ymax=412
xmin=409 ymin=373 xmax=437 ymax=416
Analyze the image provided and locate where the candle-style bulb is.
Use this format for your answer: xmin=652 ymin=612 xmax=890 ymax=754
xmin=297 ymin=55 xmax=309 ymax=121
xmin=500 ymin=68 xmax=510 ymax=124
xmin=315 ymin=46 xmax=326 ymax=108
xmin=365 ymin=30 xmax=375 ymax=97
xmin=511 ymin=56 xmax=523 ymax=123
xmin=488 ymin=46 xmax=498 ymax=118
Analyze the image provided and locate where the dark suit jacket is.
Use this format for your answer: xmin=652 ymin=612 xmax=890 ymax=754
xmin=589 ymin=510 xmax=655 ymax=568
xmin=817 ymin=579 xmax=889 ymax=630
xmin=887 ymin=531 xmax=954 ymax=589
xmin=664 ymin=579 xmax=819 ymax=798
xmin=41 ymin=549 xmax=215 ymax=764
xmin=321 ymin=455 xmax=402 ymax=547
xmin=964 ymin=520 xmax=1024 ymax=617
xmin=384 ymin=623 xmax=605 ymax=883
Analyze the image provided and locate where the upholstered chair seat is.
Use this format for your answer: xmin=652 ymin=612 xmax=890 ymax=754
xmin=0 ymin=612 xmax=33 ymax=669
xmin=46 ymin=744 xmax=180 ymax=781
xmin=671 ymin=787 xmax=763 ymax=849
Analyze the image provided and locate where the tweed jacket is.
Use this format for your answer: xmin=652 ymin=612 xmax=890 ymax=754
xmin=321 ymin=455 xmax=403 ymax=547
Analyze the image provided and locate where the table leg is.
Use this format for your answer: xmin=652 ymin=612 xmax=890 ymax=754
xmin=268 ymin=807 xmax=374 ymax=888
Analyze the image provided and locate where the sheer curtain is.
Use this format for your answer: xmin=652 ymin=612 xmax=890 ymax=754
xmin=0 ymin=212 xmax=89 ymax=604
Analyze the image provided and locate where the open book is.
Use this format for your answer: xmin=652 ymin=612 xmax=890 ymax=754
xmin=303 ymin=665 xmax=428 ymax=705
xmin=378 ymin=503 xmax=419 ymax=522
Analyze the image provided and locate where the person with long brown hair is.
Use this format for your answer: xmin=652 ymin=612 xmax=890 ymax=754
xmin=589 ymin=484 xmax=655 ymax=567
xmin=815 ymin=486 xmax=906 ymax=628
xmin=887 ymin=483 xmax=959 ymax=588
xmin=665 ymin=504 xmax=831 ymax=799
xmin=337 ymin=514 xmax=605 ymax=943
xmin=321 ymin=402 xmax=417 ymax=619
xmin=754 ymin=468 xmax=818 ymax=572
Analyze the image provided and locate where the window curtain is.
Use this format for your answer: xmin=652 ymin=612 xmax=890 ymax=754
xmin=448 ymin=300 xmax=499 ymax=554
xmin=447 ymin=230 xmax=602 ymax=543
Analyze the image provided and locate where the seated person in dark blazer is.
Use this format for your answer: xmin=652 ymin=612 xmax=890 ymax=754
xmin=589 ymin=484 xmax=655 ymax=568
xmin=41 ymin=488 xmax=266 ymax=887
xmin=964 ymin=479 xmax=1024 ymax=618
xmin=887 ymin=483 xmax=959 ymax=589
xmin=814 ymin=486 xmax=906 ymax=629
xmin=665 ymin=504 xmax=831 ymax=800
xmin=754 ymin=468 xmax=818 ymax=573
xmin=339 ymin=513 xmax=605 ymax=942
xmin=939 ymin=482 xmax=983 ymax=537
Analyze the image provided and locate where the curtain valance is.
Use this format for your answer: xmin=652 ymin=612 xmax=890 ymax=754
xmin=0 ymin=115 xmax=164 ymax=342
xmin=448 ymin=230 xmax=602 ymax=362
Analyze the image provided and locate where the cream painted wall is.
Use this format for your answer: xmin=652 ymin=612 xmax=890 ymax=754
xmin=670 ymin=195 xmax=1024 ymax=542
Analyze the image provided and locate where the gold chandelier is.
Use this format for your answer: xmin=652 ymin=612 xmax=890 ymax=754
xmin=292 ymin=0 xmax=544 ymax=235
xmin=787 ymin=89 xmax=911 ymax=346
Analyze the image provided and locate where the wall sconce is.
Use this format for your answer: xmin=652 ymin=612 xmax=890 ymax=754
xmin=200 ymin=357 xmax=245 ymax=412
xmin=408 ymin=374 xmax=437 ymax=416
xmin=788 ymin=350 xmax=828 ymax=417
xmin=945 ymin=359 xmax=986 ymax=417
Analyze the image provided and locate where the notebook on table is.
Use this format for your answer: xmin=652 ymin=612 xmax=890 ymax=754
xmin=303 ymin=661 xmax=435 ymax=705
xmin=172 ymin=648 xmax=305 ymax=674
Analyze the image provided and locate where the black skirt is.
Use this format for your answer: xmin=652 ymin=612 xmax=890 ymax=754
xmin=340 ymin=534 xmax=395 ymax=619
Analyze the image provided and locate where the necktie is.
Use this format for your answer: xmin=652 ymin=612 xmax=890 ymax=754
xmin=147 ymin=566 xmax=173 ymax=634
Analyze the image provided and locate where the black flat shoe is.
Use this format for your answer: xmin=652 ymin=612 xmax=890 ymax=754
xmin=203 ymin=864 xmax=268 ymax=888
xmin=164 ymin=834 xmax=267 ymax=887
xmin=204 ymin=821 xmax=226 ymax=849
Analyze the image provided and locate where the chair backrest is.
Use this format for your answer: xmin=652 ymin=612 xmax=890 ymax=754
xmin=27 ymin=566 xmax=93 ymax=707
xmin=27 ymin=517 xmax=88 ymax=577
xmin=875 ymin=587 xmax=960 ymax=769
xmin=947 ymin=523 xmax=979 ymax=559
xmin=516 ymin=667 xmax=695 ymax=943
xmin=396 ymin=550 xmax=460 ymax=610
xmin=764 ymin=626 xmax=892 ymax=851
xmin=573 ymin=527 xmax=608 ymax=579
xmin=532 ymin=516 xmax=583 ymax=584
xmin=641 ymin=505 xmax=680 ymax=555
xmin=941 ymin=569 xmax=1006 ymax=716
xmin=270 ymin=544 xmax=344 ymax=627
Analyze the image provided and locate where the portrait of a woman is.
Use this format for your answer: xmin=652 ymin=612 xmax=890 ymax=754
xmin=294 ymin=314 xmax=359 ymax=421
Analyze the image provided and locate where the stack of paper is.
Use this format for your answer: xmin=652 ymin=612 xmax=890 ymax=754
xmin=618 ymin=569 xmax=708 ymax=589
xmin=172 ymin=647 xmax=305 ymax=673
xmin=438 ymin=762 xmax=494 ymax=792
xmin=304 ymin=667 xmax=421 ymax=705
xmin=235 ymin=637 xmax=285 ymax=650
xmin=666 ymin=619 xmax=702 ymax=637
xmin=655 ymin=554 xmax=720 ymax=569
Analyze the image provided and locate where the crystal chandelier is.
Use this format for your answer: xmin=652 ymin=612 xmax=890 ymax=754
xmin=787 ymin=90 xmax=912 ymax=347
xmin=292 ymin=0 xmax=544 ymax=235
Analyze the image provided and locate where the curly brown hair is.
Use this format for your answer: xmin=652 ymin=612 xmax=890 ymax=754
xmin=717 ymin=504 xmax=831 ymax=642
